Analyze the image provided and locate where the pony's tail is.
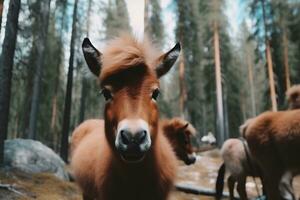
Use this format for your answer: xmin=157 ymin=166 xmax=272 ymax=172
xmin=215 ymin=162 xmax=226 ymax=199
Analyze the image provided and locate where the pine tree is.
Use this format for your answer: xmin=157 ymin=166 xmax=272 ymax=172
xmin=0 ymin=0 xmax=21 ymax=165
xmin=61 ymin=0 xmax=79 ymax=162
xmin=28 ymin=0 xmax=51 ymax=139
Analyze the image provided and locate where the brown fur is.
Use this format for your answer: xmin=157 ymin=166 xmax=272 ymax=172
xmin=71 ymin=118 xmax=196 ymax=165
xmin=219 ymin=138 xmax=261 ymax=200
xmin=245 ymin=110 xmax=300 ymax=200
xmin=160 ymin=118 xmax=196 ymax=164
xmin=71 ymin=35 xmax=178 ymax=200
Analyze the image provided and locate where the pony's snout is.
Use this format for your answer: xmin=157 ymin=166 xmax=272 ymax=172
xmin=120 ymin=129 xmax=147 ymax=145
xmin=185 ymin=154 xmax=196 ymax=165
xmin=116 ymin=119 xmax=151 ymax=163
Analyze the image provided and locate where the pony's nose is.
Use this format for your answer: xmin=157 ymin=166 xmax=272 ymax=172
xmin=116 ymin=119 xmax=151 ymax=153
xmin=185 ymin=154 xmax=196 ymax=165
xmin=120 ymin=129 xmax=147 ymax=145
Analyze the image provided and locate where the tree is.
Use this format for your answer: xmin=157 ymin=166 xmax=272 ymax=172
xmin=28 ymin=0 xmax=51 ymax=139
xmin=250 ymin=0 xmax=277 ymax=111
xmin=61 ymin=0 xmax=79 ymax=162
xmin=0 ymin=0 xmax=4 ymax=32
xmin=213 ymin=19 xmax=225 ymax=145
xmin=104 ymin=0 xmax=130 ymax=39
xmin=0 ymin=0 xmax=21 ymax=165
xmin=78 ymin=0 xmax=92 ymax=123
xmin=144 ymin=0 xmax=164 ymax=45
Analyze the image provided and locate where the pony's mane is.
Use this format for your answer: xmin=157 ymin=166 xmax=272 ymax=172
xmin=286 ymin=84 xmax=300 ymax=99
xmin=100 ymin=34 xmax=161 ymax=82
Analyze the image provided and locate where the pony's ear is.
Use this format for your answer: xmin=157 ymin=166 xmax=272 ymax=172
xmin=182 ymin=123 xmax=189 ymax=130
xmin=155 ymin=43 xmax=181 ymax=77
xmin=82 ymin=38 xmax=102 ymax=77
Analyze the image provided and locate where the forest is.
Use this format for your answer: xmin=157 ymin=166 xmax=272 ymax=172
xmin=0 ymin=0 xmax=300 ymax=166
xmin=0 ymin=0 xmax=300 ymax=200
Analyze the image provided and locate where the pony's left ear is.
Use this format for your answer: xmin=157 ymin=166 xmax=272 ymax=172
xmin=156 ymin=43 xmax=181 ymax=77
xmin=182 ymin=123 xmax=189 ymax=130
xmin=82 ymin=38 xmax=102 ymax=77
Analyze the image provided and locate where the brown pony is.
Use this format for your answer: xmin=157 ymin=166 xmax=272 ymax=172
xmin=215 ymin=118 xmax=261 ymax=200
xmin=71 ymin=34 xmax=181 ymax=200
xmin=244 ymin=110 xmax=300 ymax=200
xmin=286 ymin=84 xmax=300 ymax=110
xmin=160 ymin=118 xmax=196 ymax=165
xmin=71 ymin=118 xmax=196 ymax=166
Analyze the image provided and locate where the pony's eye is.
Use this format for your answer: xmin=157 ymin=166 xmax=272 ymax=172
xmin=151 ymin=89 xmax=160 ymax=101
xmin=101 ymin=88 xmax=113 ymax=101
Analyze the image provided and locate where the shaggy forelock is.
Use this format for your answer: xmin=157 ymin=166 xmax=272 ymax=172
xmin=99 ymin=34 xmax=161 ymax=83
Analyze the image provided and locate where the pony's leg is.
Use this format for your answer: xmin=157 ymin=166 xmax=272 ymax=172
xmin=279 ymin=171 xmax=296 ymax=200
xmin=237 ymin=176 xmax=248 ymax=200
xmin=228 ymin=175 xmax=236 ymax=200
xmin=83 ymin=193 xmax=94 ymax=200
xmin=263 ymin=170 xmax=282 ymax=200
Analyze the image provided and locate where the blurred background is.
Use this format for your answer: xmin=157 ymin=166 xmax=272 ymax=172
xmin=1 ymin=0 xmax=300 ymax=199
xmin=1 ymin=0 xmax=300 ymax=158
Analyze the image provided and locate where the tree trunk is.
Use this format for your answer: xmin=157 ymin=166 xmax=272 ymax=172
xmin=78 ymin=0 xmax=92 ymax=124
xmin=247 ymin=53 xmax=256 ymax=117
xmin=28 ymin=0 xmax=51 ymax=139
xmin=213 ymin=21 xmax=225 ymax=146
xmin=282 ymin=30 xmax=290 ymax=91
xmin=60 ymin=0 xmax=79 ymax=162
xmin=144 ymin=0 xmax=149 ymax=32
xmin=79 ymin=78 xmax=87 ymax=123
xmin=179 ymin=53 xmax=187 ymax=119
xmin=50 ymin=0 xmax=67 ymax=151
xmin=266 ymin=41 xmax=277 ymax=111
xmin=0 ymin=0 xmax=4 ymax=33
xmin=261 ymin=0 xmax=277 ymax=111
xmin=0 ymin=0 xmax=21 ymax=165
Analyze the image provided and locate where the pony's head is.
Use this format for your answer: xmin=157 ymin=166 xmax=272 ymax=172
xmin=82 ymin=35 xmax=180 ymax=163
xmin=286 ymin=85 xmax=300 ymax=109
xmin=162 ymin=118 xmax=196 ymax=165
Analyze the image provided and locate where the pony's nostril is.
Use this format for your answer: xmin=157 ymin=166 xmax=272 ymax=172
xmin=136 ymin=130 xmax=147 ymax=144
xmin=120 ymin=130 xmax=130 ymax=145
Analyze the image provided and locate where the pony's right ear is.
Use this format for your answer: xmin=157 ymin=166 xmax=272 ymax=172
xmin=82 ymin=38 xmax=102 ymax=77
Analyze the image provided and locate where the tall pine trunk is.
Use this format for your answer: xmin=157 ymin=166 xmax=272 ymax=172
xmin=0 ymin=0 xmax=3 ymax=32
xmin=61 ymin=0 xmax=79 ymax=162
xmin=261 ymin=0 xmax=277 ymax=111
xmin=28 ymin=0 xmax=51 ymax=139
xmin=282 ymin=30 xmax=290 ymax=91
xmin=78 ymin=0 xmax=92 ymax=123
xmin=0 ymin=0 xmax=21 ymax=165
xmin=213 ymin=21 xmax=225 ymax=146
xmin=179 ymin=53 xmax=186 ymax=119
xmin=247 ymin=53 xmax=256 ymax=117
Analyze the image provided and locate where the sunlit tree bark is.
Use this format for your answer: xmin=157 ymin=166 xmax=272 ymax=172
xmin=213 ymin=21 xmax=225 ymax=145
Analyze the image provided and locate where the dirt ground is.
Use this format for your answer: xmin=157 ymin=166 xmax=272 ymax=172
xmin=1 ymin=149 xmax=300 ymax=199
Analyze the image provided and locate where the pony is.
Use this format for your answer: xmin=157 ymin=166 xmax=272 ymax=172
xmin=71 ymin=118 xmax=197 ymax=166
xmin=215 ymin=118 xmax=262 ymax=200
xmin=244 ymin=110 xmax=300 ymax=200
xmin=159 ymin=118 xmax=197 ymax=165
xmin=71 ymin=34 xmax=181 ymax=200
xmin=216 ymin=85 xmax=300 ymax=200
xmin=286 ymin=84 xmax=300 ymax=110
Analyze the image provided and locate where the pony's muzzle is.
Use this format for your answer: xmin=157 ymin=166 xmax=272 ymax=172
xmin=115 ymin=119 xmax=151 ymax=163
xmin=185 ymin=154 xmax=196 ymax=165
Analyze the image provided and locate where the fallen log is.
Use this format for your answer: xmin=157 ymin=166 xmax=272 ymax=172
xmin=175 ymin=183 xmax=230 ymax=198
